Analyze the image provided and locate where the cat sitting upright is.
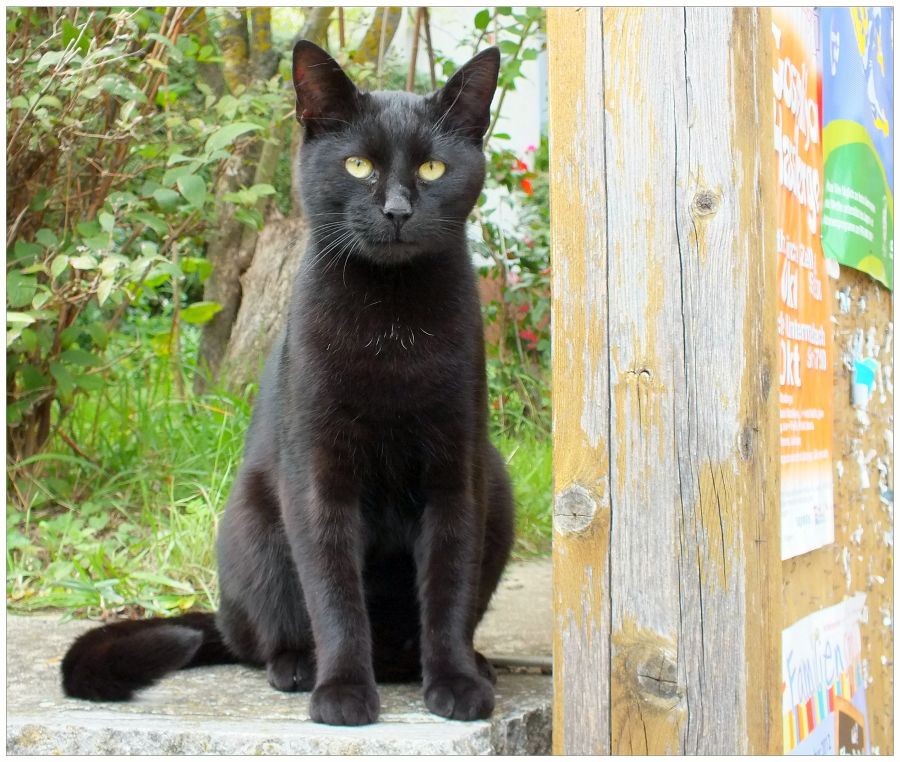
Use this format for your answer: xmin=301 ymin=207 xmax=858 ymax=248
xmin=61 ymin=40 xmax=515 ymax=726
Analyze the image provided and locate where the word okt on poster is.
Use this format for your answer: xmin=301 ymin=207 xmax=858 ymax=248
xmin=773 ymin=8 xmax=835 ymax=560
xmin=782 ymin=594 xmax=869 ymax=754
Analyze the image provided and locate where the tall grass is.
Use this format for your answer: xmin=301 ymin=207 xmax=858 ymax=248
xmin=7 ymin=319 xmax=550 ymax=617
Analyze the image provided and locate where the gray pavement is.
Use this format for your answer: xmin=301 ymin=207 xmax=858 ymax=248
xmin=7 ymin=557 xmax=552 ymax=755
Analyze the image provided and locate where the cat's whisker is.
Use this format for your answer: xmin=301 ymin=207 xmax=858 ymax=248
xmin=313 ymin=230 xmax=356 ymax=270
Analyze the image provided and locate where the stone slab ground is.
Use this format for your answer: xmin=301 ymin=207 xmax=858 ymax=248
xmin=7 ymin=558 xmax=551 ymax=755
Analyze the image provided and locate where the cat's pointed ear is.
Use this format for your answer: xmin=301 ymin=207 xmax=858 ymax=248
xmin=292 ymin=40 xmax=359 ymax=138
xmin=432 ymin=47 xmax=500 ymax=145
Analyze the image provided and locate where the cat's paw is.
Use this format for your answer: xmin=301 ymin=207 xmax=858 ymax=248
xmin=424 ymin=673 xmax=495 ymax=721
xmin=266 ymin=650 xmax=315 ymax=692
xmin=310 ymin=681 xmax=380 ymax=725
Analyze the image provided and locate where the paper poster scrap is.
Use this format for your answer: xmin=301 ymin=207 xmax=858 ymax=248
xmin=773 ymin=8 xmax=835 ymax=560
xmin=820 ymin=7 xmax=894 ymax=290
xmin=782 ymin=594 xmax=869 ymax=755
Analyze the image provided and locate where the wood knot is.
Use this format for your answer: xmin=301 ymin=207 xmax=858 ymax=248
xmin=618 ymin=642 xmax=682 ymax=708
xmin=635 ymin=648 xmax=680 ymax=702
xmin=739 ymin=425 xmax=754 ymax=461
xmin=691 ymin=189 xmax=719 ymax=217
xmin=554 ymin=483 xmax=597 ymax=535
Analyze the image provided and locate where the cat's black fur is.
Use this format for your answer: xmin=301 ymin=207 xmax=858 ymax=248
xmin=61 ymin=41 xmax=514 ymax=726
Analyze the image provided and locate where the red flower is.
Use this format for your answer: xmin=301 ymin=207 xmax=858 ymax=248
xmin=519 ymin=329 xmax=539 ymax=348
xmin=513 ymin=158 xmax=528 ymax=172
xmin=517 ymin=303 xmax=530 ymax=314
xmin=520 ymin=178 xmax=533 ymax=196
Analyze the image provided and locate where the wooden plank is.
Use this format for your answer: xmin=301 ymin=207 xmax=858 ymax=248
xmin=548 ymin=7 xmax=612 ymax=754
xmin=549 ymin=7 xmax=781 ymax=754
xmin=782 ymin=266 xmax=894 ymax=754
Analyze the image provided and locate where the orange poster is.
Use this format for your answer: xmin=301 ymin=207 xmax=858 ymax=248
xmin=773 ymin=8 xmax=835 ymax=560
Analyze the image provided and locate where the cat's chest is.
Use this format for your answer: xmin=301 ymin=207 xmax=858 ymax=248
xmin=321 ymin=291 xmax=466 ymax=367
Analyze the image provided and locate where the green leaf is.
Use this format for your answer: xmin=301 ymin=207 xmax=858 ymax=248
xmin=146 ymin=33 xmax=184 ymax=62
xmin=74 ymin=373 xmax=103 ymax=391
xmin=249 ymin=183 xmax=276 ymax=197
xmin=166 ymin=153 xmax=194 ymax=166
xmin=49 ymin=362 xmax=75 ymax=396
xmin=62 ymin=19 xmax=91 ymax=54
xmin=31 ymin=289 xmax=51 ymax=309
xmin=204 ymin=122 xmax=263 ymax=154
xmin=18 ymin=328 xmax=38 ymax=353
xmin=37 ymin=50 xmax=66 ymax=71
xmin=98 ymin=212 xmax=115 ymax=232
xmin=7 ymin=272 xmax=37 ymax=308
xmin=51 ymin=255 xmax=68 ymax=278
xmin=76 ymin=220 xmax=101 ymax=237
xmin=97 ymin=74 xmax=147 ymax=104
xmin=152 ymin=188 xmax=180 ymax=211
xmin=86 ymin=323 xmax=108 ymax=349
xmin=6 ymin=312 xmax=36 ymax=326
xmin=180 ymin=301 xmax=222 ymax=324
xmin=69 ymin=254 xmax=98 ymax=270
xmin=133 ymin=212 xmax=168 ymax=236
xmin=20 ymin=364 xmax=49 ymax=390
xmin=97 ymin=279 xmax=114 ymax=306
xmin=37 ymin=94 xmax=63 ymax=110
xmin=234 ymin=207 xmax=263 ymax=230
xmin=222 ymin=189 xmax=256 ymax=206
xmin=12 ymin=240 xmax=42 ymax=263
xmin=84 ymin=233 xmax=112 ymax=252
xmin=29 ymin=188 xmax=51 ymax=212
xmin=129 ymin=571 xmax=194 ymax=593
xmin=163 ymin=164 xmax=196 ymax=187
xmin=35 ymin=229 xmax=58 ymax=248
xmin=177 ymin=174 xmax=206 ymax=207
xmin=59 ymin=325 xmax=80 ymax=348
xmin=499 ymin=40 xmax=519 ymax=55
xmin=99 ymin=254 xmax=126 ymax=276
xmin=474 ymin=9 xmax=491 ymax=30
xmin=180 ymin=257 xmax=213 ymax=281
xmin=60 ymin=348 xmax=99 ymax=367
xmin=7 ymin=327 xmax=24 ymax=350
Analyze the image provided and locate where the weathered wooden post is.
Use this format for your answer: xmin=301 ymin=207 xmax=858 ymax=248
xmin=549 ymin=8 xmax=782 ymax=753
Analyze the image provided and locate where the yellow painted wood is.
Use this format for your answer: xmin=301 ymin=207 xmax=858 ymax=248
xmin=548 ymin=8 xmax=611 ymax=754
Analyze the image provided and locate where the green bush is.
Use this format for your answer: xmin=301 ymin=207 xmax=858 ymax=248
xmin=6 ymin=8 xmax=289 ymax=461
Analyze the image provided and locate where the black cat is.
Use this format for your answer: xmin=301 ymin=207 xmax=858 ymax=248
xmin=61 ymin=40 xmax=514 ymax=726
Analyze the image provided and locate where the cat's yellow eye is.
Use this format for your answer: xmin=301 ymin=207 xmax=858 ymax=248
xmin=418 ymin=160 xmax=446 ymax=181
xmin=345 ymin=156 xmax=374 ymax=179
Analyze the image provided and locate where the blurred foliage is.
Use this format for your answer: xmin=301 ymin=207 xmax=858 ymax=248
xmin=6 ymin=8 xmax=292 ymax=460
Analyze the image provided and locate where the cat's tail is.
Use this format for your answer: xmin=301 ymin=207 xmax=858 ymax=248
xmin=61 ymin=611 xmax=239 ymax=701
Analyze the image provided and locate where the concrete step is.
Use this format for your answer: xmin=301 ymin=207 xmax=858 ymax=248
xmin=7 ymin=558 xmax=552 ymax=755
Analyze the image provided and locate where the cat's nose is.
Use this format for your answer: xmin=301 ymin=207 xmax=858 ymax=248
xmin=382 ymin=188 xmax=412 ymax=229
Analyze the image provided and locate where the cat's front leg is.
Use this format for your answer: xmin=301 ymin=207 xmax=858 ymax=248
xmin=416 ymin=480 xmax=494 ymax=721
xmin=281 ymin=470 xmax=379 ymax=726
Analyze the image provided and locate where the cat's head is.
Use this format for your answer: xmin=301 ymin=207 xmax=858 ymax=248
xmin=292 ymin=40 xmax=499 ymax=266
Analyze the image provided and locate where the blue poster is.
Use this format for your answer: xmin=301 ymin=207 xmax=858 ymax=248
xmin=820 ymin=7 xmax=894 ymax=290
